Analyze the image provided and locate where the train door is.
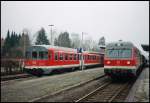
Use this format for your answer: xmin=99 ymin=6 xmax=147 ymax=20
xmin=48 ymin=50 xmax=53 ymax=65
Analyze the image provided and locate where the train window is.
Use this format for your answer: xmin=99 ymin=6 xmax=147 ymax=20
xmin=77 ymin=54 xmax=80 ymax=60
xmin=106 ymin=49 xmax=118 ymax=58
xmin=39 ymin=51 xmax=44 ymax=59
xmin=70 ymin=54 xmax=72 ymax=60
xmin=32 ymin=51 xmax=37 ymax=59
xmin=88 ymin=55 xmax=89 ymax=60
xmin=44 ymin=52 xmax=48 ymax=59
xmin=74 ymin=54 xmax=76 ymax=60
xmin=60 ymin=53 xmax=63 ymax=60
xmin=55 ymin=52 xmax=58 ymax=60
xmin=119 ymin=49 xmax=131 ymax=58
xmin=80 ymin=54 xmax=82 ymax=60
xmin=90 ymin=56 xmax=92 ymax=60
xmin=25 ymin=51 xmax=30 ymax=59
xmin=65 ymin=53 xmax=68 ymax=60
xmin=106 ymin=49 xmax=131 ymax=58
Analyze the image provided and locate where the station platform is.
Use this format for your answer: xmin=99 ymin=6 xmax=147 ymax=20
xmin=1 ymin=67 xmax=104 ymax=102
xmin=125 ymin=67 xmax=149 ymax=102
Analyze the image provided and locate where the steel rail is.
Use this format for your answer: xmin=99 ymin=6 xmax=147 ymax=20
xmin=74 ymin=81 xmax=111 ymax=102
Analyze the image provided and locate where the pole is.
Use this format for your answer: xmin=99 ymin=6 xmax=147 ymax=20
xmin=23 ymin=32 xmax=26 ymax=58
xmin=48 ymin=25 xmax=54 ymax=45
xmin=23 ymin=32 xmax=26 ymax=69
xmin=81 ymin=32 xmax=87 ymax=71
xmin=81 ymin=32 xmax=83 ymax=71
xmin=51 ymin=27 xmax=52 ymax=45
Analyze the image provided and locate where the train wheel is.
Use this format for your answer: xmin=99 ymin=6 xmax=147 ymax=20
xmin=36 ymin=69 xmax=43 ymax=77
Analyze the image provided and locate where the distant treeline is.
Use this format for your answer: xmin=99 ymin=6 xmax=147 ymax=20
xmin=1 ymin=27 xmax=105 ymax=59
xmin=1 ymin=30 xmax=30 ymax=58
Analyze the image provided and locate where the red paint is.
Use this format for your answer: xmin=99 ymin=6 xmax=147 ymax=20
xmin=24 ymin=47 xmax=104 ymax=68
xmin=104 ymin=59 xmax=136 ymax=66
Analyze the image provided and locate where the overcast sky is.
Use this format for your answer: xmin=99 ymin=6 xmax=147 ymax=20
xmin=1 ymin=1 xmax=149 ymax=51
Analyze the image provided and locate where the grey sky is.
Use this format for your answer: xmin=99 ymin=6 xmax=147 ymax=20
xmin=1 ymin=1 xmax=149 ymax=50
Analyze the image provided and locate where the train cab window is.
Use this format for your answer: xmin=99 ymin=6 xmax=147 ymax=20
xmin=25 ymin=51 xmax=31 ymax=59
xmin=32 ymin=51 xmax=37 ymax=59
xmin=44 ymin=52 xmax=48 ymax=59
xmin=55 ymin=52 xmax=58 ymax=60
xmin=60 ymin=53 xmax=63 ymax=60
xmin=119 ymin=49 xmax=131 ymax=58
xmin=39 ymin=51 xmax=44 ymax=59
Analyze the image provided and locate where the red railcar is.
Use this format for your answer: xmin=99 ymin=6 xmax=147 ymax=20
xmin=24 ymin=45 xmax=104 ymax=76
xmin=104 ymin=41 xmax=144 ymax=78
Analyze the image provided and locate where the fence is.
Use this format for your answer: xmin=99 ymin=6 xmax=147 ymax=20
xmin=1 ymin=58 xmax=24 ymax=76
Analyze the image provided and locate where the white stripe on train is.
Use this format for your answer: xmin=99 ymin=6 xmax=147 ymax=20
xmin=25 ymin=63 xmax=100 ymax=69
xmin=104 ymin=66 xmax=136 ymax=69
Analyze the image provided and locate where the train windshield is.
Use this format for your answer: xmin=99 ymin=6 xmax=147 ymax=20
xmin=106 ymin=49 xmax=132 ymax=58
xmin=25 ymin=51 xmax=48 ymax=60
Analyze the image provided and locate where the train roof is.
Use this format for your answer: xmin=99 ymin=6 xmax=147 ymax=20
xmin=31 ymin=45 xmax=77 ymax=52
xmin=28 ymin=45 xmax=103 ymax=54
xmin=106 ymin=41 xmax=135 ymax=49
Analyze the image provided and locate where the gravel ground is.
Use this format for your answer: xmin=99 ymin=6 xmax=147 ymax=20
xmin=125 ymin=67 xmax=149 ymax=102
xmin=1 ymin=67 xmax=104 ymax=102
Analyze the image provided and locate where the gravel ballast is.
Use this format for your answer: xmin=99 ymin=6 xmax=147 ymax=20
xmin=1 ymin=67 xmax=104 ymax=102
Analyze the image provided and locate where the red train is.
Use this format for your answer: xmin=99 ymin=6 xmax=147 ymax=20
xmin=24 ymin=45 xmax=104 ymax=76
xmin=104 ymin=41 xmax=146 ymax=78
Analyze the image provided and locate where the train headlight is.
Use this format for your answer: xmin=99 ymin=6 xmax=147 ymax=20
xmin=107 ymin=61 xmax=111 ymax=64
xmin=127 ymin=61 xmax=130 ymax=64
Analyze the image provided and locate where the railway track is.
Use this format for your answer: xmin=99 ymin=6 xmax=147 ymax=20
xmin=1 ymin=73 xmax=33 ymax=81
xmin=75 ymin=80 xmax=135 ymax=102
xmin=29 ymin=74 xmax=107 ymax=102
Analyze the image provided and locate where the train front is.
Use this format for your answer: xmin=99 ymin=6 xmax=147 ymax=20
xmin=104 ymin=42 xmax=137 ymax=78
xmin=23 ymin=45 xmax=50 ymax=76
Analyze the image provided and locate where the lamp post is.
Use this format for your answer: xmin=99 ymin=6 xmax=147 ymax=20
xmin=48 ymin=25 xmax=54 ymax=45
xmin=23 ymin=32 xmax=26 ymax=58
